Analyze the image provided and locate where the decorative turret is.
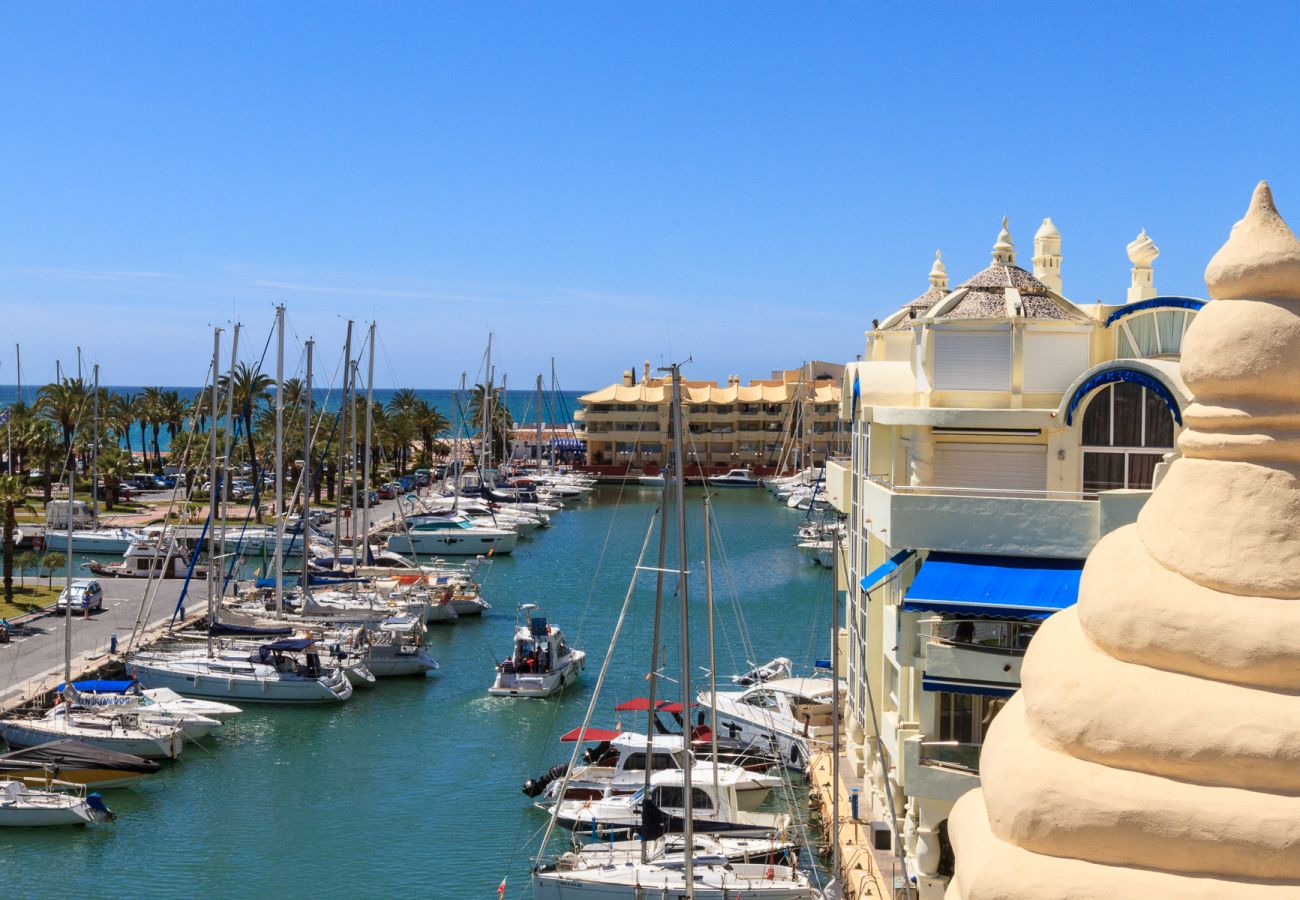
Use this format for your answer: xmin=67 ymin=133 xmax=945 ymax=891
xmin=1126 ymin=228 xmax=1160 ymax=302
xmin=1032 ymin=217 xmax=1062 ymax=292
xmin=945 ymin=181 xmax=1300 ymax=897
xmin=928 ymin=250 xmax=948 ymax=292
xmin=991 ymin=216 xmax=1015 ymax=266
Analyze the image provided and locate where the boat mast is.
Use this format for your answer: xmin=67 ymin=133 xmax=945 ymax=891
xmin=63 ymin=412 xmax=75 ymax=684
xmin=218 ymin=324 xmax=240 ymax=607
xmin=830 ymin=524 xmax=843 ymax=897
xmin=334 ymin=320 xmax=353 ymax=564
xmin=302 ymin=338 xmax=313 ymax=601
xmin=703 ymin=493 xmax=719 ymax=803
xmin=348 ymin=357 xmax=360 ymax=568
xmin=481 ymin=334 xmax=492 ymax=478
xmin=535 ymin=373 xmax=543 ymax=471
xmin=360 ymin=323 xmax=375 ymax=566
xmin=206 ymin=328 xmax=220 ymax=658
xmin=453 ymin=373 xmax=465 ymax=510
xmin=668 ymin=362 xmax=695 ymax=891
xmin=90 ymin=363 xmax=99 ymax=528
xmin=274 ymin=305 xmax=285 ymax=614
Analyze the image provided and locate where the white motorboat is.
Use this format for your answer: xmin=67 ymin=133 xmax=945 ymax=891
xmin=387 ymin=515 xmax=518 ymax=556
xmin=0 ymin=779 xmax=116 ymax=827
xmin=544 ymin=769 xmax=792 ymax=840
xmin=698 ymin=677 xmax=843 ymax=770
xmin=84 ymin=537 xmax=202 ymax=579
xmin=58 ymin=678 xmax=242 ymax=729
xmin=530 ymin=732 xmax=780 ymax=812
xmin=636 ymin=474 xmax=666 ymax=487
xmin=707 ymin=468 xmax=761 ymax=488
xmin=327 ymin=617 xmax=439 ymax=677
xmin=0 ymin=707 xmax=185 ymax=760
xmin=48 ymin=526 xmax=147 ymax=555
xmin=129 ymin=638 xmax=353 ymax=705
xmin=489 ymin=604 xmax=585 ymax=698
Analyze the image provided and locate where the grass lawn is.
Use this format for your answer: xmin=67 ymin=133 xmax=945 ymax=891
xmin=0 ymin=584 xmax=61 ymax=618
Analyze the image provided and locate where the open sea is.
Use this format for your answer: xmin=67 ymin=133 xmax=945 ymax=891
xmin=0 ymin=485 xmax=836 ymax=899
xmin=0 ymin=386 xmax=587 ymax=454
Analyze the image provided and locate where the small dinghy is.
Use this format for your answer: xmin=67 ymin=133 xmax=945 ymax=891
xmin=731 ymin=656 xmax=793 ymax=686
xmin=0 ymin=778 xmax=115 ymax=827
xmin=488 ymin=604 xmax=585 ymax=698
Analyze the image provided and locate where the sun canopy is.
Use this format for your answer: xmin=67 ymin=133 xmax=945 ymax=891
xmin=614 ymin=698 xmax=689 ymax=713
xmin=261 ymin=638 xmax=317 ymax=652
xmin=902 ymin=553 xmax=1083 ymax=621
xmin=860 ymin=549 xmax=916 ymax=593
xmin=560 ymin=726 xmax=622 ymax=743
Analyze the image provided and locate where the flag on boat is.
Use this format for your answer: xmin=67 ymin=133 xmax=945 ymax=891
xmin=497 ymin=877 xmax=506 ymax=896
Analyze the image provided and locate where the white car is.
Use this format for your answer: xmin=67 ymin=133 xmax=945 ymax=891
xmin=57 ymin=580 xmax=105 ymax=612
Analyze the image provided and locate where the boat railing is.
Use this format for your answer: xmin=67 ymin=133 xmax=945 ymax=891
xmin=918 ymin=741 xmax=982 ymax=774
xmin=919 ymin=617 xmax=1035 ymax=655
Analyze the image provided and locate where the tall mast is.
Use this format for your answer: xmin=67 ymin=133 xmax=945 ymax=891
xmin=334 ymin=320 xmax=353 ymax=563
xmin=348 ymin=358 xmax=359 ymax=567
xmin=704 ymin=493 xmax=719 ymax=803
xmin=218 ymin=324 xmax=240 ymax=608
xmin=15 ymin=344 xmax=21 ymax=404
xmin=453 ymin=373 xmax=465 ymax=510
xmin=668 ymin=363 xmax=695 ymax=890
xmin=481 ymin=334 xmax=492 ymax=475
xmin=63 ymin=411 xmax=76 ymax=684
xmin=535 ymin=373 xmax=543 ymax=470
xmin=206 ymin=328 xmax=220 ymax=657
xmin=302 ymin=338 xmax=314 ymax=601
xmin=274 ymin=305 xmax=285 ymax=614
xmin=360 ymin=323 xmax=375 ymax=565
xmin=90 ymin=364 xmax=99 ymax=528
xmin=640 ymin=406 xmax=671 ymax=867
xmin=830 ymin=525 xmax=843 ymax=896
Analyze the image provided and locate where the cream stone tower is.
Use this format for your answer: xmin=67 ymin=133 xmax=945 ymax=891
xmin=945 ymin=182 xmax=1300 ymax=899
xmin=1127 ymin=227 xmax=1160 ymax=301
xmin=1032 ymin=217 xmax=1062 ymax=292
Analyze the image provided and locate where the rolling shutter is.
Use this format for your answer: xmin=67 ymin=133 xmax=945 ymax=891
xmin=1023 ymin=331 xmax=1090 ymax=392
xmin=932 ymin=443 xmax=1047 ymax=492
xmin=933 ymin=330 xmax=1011 ymax=391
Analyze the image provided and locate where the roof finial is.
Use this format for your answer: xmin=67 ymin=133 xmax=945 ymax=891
xmin=1205 ymin=179 xmax=1300 ymax=300
xmin=929 ymin=249 xmax=948 ymax=291
xmin=1126 ymin=228 xmax=1159 ymax=302
xmin=993 ymin=216 xmax=1016 ymax=266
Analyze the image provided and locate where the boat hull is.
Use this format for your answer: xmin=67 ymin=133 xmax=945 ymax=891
xmin=488 ymin=657 xmax=583 ymax=698
xmin=128 ymin=663 xmax=352 ymax=705
xmin=0 ymin=721 xmax=182 ymax=760
xmin=386 ymin=531 xmax=518 ymax=556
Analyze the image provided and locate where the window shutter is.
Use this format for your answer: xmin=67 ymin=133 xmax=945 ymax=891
xmin=933 ymin=331 xmax=1011 ymax=391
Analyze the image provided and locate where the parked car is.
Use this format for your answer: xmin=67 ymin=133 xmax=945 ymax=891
xmin=376 ymin=483 xmax=397 ymax=500
xmin=57 ymin=580 xmax=104 ymax=612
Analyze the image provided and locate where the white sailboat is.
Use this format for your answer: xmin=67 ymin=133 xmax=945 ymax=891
xmin=0 ymin=706 xmax=185 ymax=759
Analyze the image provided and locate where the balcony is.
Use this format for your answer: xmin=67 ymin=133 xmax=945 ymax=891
xmin=858 ymin=477 xmax=1150 ymax=558
xmin=920 ymin=618 xmax=1030 ymax=690
xmin=902 ymin=735 xmax=980 ymax=804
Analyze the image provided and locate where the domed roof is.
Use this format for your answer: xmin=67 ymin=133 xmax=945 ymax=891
xmin=935 ymin=263 xmax=1082 ymax=320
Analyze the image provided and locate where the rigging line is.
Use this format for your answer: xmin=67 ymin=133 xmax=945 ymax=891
xmin=531 ymin=506 xmax=661 ymax=869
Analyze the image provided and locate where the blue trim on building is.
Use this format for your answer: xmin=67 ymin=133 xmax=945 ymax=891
xmin=1103 ymin=296 xmax=1206 ymax=327
xmin=921 ymin=677 xmax=1017 ymax=698
xmin=1064 ymin=368 xmax=1183 ymax=426
xmin=860 ymin=549 xmax=916 ymax=594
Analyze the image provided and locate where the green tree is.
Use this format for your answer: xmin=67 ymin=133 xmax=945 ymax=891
xmin=98 ymin=446 xmax=132 ymax=511
xmin=14 ymin=550 xmax=38 ymax=587
xmin=40 ymin=551 xmax=65 ymax=588
xmin=221 ymin=363 xmax=272 ymax=521
xmin=35 ymin=377 xmax=88 ymax=474
xmin=0 ymin=475 xmax=28 ymax=604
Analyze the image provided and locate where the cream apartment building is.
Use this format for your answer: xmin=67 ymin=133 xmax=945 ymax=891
xmin=578 ymin=362 xmax=845 ymax=477
xmin=825 ymin=218 xmax=1203 ymax=896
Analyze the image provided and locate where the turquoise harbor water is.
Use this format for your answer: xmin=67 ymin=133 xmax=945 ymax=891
xmin=0 ymin=486 xmax=835 ymax=899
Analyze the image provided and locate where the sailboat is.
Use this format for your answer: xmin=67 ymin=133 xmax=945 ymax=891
xmin=530 ymin=363 xmax=820 ymax=899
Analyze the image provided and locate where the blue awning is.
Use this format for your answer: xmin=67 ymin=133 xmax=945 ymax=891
xmin=860 ymin=549 xmax=916 ymax=593
xmin=902 ymin=552 xmax=1083 ymax=620
xmin=921 ymin=676 xmax=1017 ymax=698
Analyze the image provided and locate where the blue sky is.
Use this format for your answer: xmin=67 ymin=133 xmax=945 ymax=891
xmin=1 ymin=2 xmax=1297 ymax=390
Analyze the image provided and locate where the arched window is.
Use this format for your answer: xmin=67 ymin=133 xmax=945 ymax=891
xmin=1081 ymin=382 xmax=1176 ymax=491
xmin=1115 ymin=309 xmax=1196 ymax=359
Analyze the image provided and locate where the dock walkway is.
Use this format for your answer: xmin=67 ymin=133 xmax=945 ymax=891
xmin=808 ymin=749 xmax=896 ymax=899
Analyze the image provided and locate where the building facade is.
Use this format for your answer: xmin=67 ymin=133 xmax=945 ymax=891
xmin=826 ymin=218 xmax=1204 ymax=897
xmin=577 ymin=362 xmax=845 ymax=477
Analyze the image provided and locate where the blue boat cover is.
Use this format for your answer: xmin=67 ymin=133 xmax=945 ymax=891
xmin=860 ymin=549 xmax=916 ymax=593
xmin=56 ymin=679 xmax=136 ymax=694
xmin=261 ymin=638 xmax=317 ymax=652
xmin=902 ymin=552 xmax=1083 ymax=620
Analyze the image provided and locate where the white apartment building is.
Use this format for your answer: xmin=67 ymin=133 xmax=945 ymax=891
xmin=825 ymin=218 xmax=1204 ymax=897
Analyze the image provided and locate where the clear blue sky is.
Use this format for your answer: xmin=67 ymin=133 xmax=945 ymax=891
xmin=1 ymin=2 xmax=1297 ymax=390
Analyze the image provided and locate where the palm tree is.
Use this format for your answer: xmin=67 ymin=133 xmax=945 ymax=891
xmin=97 ymin=446 xmax=131 ymax=511
xmin=410 ymin=399 xmax=449 ymax=466
xmin=0 ymin=475 xmax=30 ymax=604
xmin=221 ymin=363 xmax=272 ymax=520
xmin=104 ymin=392 xmax=136 ymax=457
xmin=132 ymin=393 xmax=153 ymax=467
xmin=14 ymin=419 xmax=59 ymax=502
xmin=35 ymin=378 xmax=88 ymax=474
xmin=467 ymin=383 xmax=513 ymax=466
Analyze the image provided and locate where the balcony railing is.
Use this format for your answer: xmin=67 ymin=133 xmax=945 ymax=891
xmin=919 ymin=741 xmax=981 ymax=774
xmin=921 ymin=618 xmax=1036 ymax=655
xmin=865 ymin=474 xmax=1097 ymax=501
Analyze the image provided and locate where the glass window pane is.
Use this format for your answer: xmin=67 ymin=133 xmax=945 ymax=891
xmin=1081 ymin=387 xmax=1111 ymax=446
xmin=1157 ymin=310 xmax=1185 ymax=355
xmin=1117 ymin=329 xmax=1135 ymax=359
xmin=1128 ymin=314 xmax=1160 ymax=357
xmin=1084 ymin=452 xmax=1126 ymax=492
xmin=1112 ymin=382 xmax=1144 ymax=447
xmin=1143 ymin=391 xmax=1175 ymax=447
xmin=1127 ymin=453 xmax=1164 ymax=489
